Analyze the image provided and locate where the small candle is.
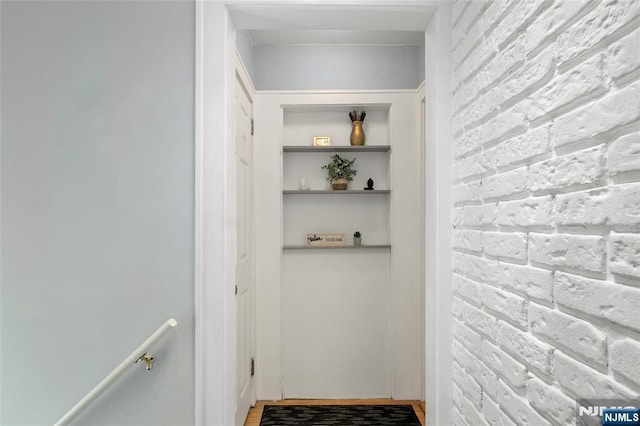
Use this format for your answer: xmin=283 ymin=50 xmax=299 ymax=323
xmin=299 ymin=178 xmax=307 ymax=189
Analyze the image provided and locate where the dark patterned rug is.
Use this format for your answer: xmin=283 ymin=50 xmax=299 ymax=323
xmin=259 ymin=405 xmax=422 ymax=426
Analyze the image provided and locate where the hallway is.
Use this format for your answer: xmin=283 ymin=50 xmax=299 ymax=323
xmin=1 ymin=1 xmax=639 ymax=425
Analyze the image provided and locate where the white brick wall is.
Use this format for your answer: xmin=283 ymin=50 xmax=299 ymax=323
xmin=451 ymin=0 xmax=640 ymax=424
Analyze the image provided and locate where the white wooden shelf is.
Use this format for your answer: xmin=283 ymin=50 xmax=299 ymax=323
xmin=283 ymin=189 xmax=390 ymax=194
xmin=283 ymin=145 xmax=391 ymax=153
xmin=283 ymin=244 xmax=391 ymax=250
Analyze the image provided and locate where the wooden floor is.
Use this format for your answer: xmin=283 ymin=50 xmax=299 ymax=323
xmin=244 ymin=399 xmax=425 ymax=426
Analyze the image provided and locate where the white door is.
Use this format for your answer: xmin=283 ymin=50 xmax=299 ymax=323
xmin=235 ymin=77 xmax=253 ymax=426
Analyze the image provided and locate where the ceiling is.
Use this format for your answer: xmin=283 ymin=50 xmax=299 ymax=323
xmin=228 ymin=4 xmax=436 ymax=46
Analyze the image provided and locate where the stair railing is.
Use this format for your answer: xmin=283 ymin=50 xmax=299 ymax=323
xmin=54 ymin=318 xmax=178 ymax=425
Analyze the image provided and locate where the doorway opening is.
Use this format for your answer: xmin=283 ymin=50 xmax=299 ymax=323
xmin=195 ymin=3 xmax=453 ymax=425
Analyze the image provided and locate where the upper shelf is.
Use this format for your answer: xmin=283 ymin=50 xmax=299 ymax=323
xmin=283 ymin=145 xmax=391 ymax=153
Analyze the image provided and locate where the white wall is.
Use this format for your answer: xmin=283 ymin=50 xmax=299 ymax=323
xmin=451 ymin=0 xmax=640 ymax=424
xmin=194 ymin=3 xmax=238 ymax=425
xmin=236 ymin=30 xmax=256 ymax=82
xmin=252 ymin=44 xmax=423 ymax=90
xmin=424 ymin=4 xmax=453 ymax=426
xmin=418 ymin=41 xmax=426 ymax=84
xmin=1 ymin=2 xmax=195 ymax=424
xmin=282 ymin=251 xmax=392 ymax=398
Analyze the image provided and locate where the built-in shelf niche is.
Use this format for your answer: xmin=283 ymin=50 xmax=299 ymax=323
xmin=282 ymin=103 xmax=392 ymax=249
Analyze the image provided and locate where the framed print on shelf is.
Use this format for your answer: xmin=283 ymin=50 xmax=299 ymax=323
xmin=313 ymin=136 xmax=331 ymax=147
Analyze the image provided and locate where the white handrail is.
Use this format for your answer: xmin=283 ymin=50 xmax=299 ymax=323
xmin=54 ymin=318 xmax=178 ymax=426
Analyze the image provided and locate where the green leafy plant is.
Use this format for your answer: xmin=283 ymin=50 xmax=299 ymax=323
xmin=321 ymin=154 xmax=357 ymax=181
xmin=354 ymin=231 xmax=361 ymax=238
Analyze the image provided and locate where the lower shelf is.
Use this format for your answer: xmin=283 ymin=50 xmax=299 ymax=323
xmin=283 ymin=244 xmax=391 ymax=250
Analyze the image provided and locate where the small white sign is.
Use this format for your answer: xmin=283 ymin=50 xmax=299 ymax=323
xmin=305 ymin=233 xmax=346 ymax=246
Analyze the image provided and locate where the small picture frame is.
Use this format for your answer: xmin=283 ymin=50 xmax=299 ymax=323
xmin=313 ymin=136 xmax=331 ymax=147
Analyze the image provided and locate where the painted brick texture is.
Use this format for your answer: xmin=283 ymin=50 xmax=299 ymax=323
xmin=451 ymin=0 xmax=640 ymax=424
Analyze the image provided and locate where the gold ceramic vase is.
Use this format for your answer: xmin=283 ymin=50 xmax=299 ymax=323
xmin=350 ymin=121 xmax=365 ymax=146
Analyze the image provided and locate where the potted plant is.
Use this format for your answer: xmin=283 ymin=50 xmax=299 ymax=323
xmin=321 ymin=154 xmax=357 ymax=190
xmin=353 ymin=231 xmax=362 ymax=246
